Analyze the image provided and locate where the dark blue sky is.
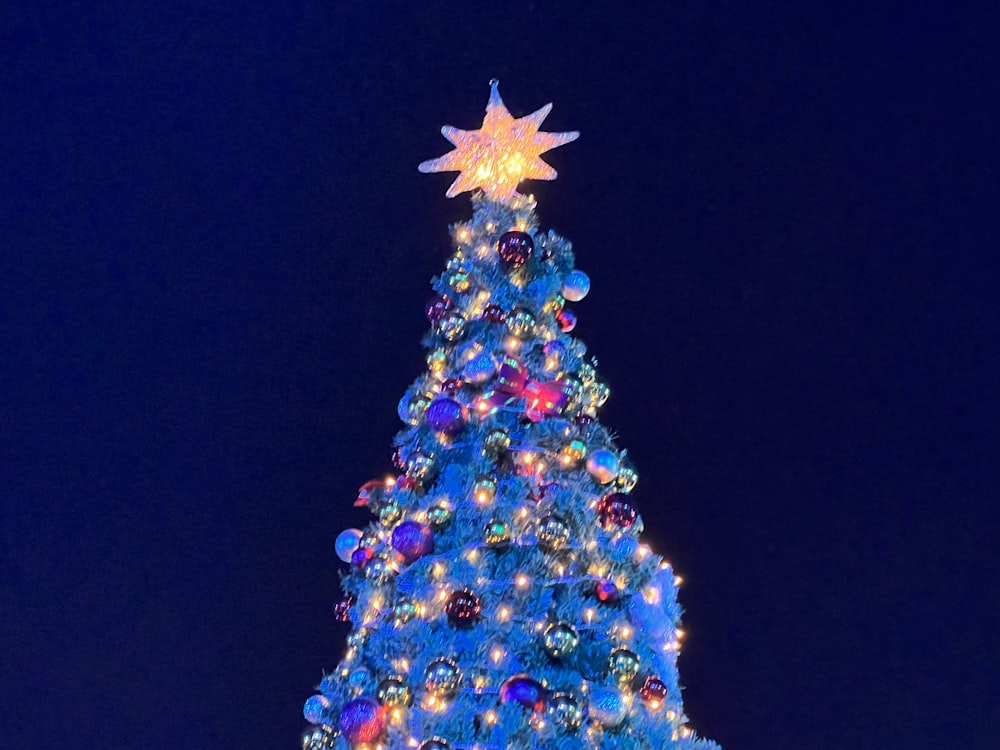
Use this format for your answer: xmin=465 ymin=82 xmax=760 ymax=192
xmin=3 ymin=3 xmax=997 ymax=748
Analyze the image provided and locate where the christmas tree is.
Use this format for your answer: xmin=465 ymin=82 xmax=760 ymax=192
xmin=303 ymin=81 xmax=719 ymax=750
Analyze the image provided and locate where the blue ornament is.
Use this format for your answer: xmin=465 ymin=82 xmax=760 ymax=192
xmin=463 ymin=352 xmax=497 ymax=384
xmin=425 ymin=397 xmax=465 ymax=435
xmin=586 ymin=449 xmax=619 ymax=484
xmin=338 ymin=697 xmax=386 ymax=745
xmin=335 ymin=528 xmax=363 ymax=563
xmin=588 ymin=687 xmax=627 ymax=727
xmin=499 ymin=674 xmax=548 ymax=712
xmin=303 ymin=693 xmax=330 ymax=724
xmin=562 ymin=270 xmax=591 ymax=301
xmin=391 ymin=520 xmax=434 ymax=562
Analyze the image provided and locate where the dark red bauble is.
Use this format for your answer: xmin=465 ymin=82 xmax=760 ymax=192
xmin=425 ymin=397 xmax=465 ymax=435
xmin=556 ymin=309 xmax=577 ymax=332
xmin=332 ymin=595 xmax=354 ymax=622
xmin=425 ymin=294 xmax=453 ymax=323
xmin=444 ymin=589 xmax=481 ymax=627
xmin=441 ymin=378 xmax=463 ymax=394
xmin=499 ymin=674 xmax=548 ymax=712
xmin=338 ymin=697 xmax=386 ymax=744
xmin=351 ymin=546 xmax=373 ymax=568
xmin=639 ymin=676 xmax=669 ymax=705
xmin=595 ymin=580 xmax=621 ymax=604
xmin=481 ymin=304 xmax=508 ymax=323
xmin=497 ymin=231 xmax=534 ymax=268
xmin=597 ymin=494 xmax=639 ymax=530
xmin=391 ymin=520 xmax=434 ymax=563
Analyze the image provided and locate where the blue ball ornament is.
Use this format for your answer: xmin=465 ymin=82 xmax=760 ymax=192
xmin=391 ymin=520 xmax=434 ymax=563
xmin=303 ymin=693 xmax=330 ymax=724
xmin=425 ymin=397 xmax=465 ymax=435
xmin=588 ymin=687 xmax=627 ymax=727
xmin=338 ymin=697 xmax=386 ymax=745
xmin=463 ymin=352 xmax=497 ymax=384
xmin=499 ymin=674 xmax=548 ymax=712
xmin=586 ymin=449 xmax=619 ymax=484
xmin=335 ymin=528 xmax=363 ymax=563
xmin=562 ymin=270 xmax=591 ymax=301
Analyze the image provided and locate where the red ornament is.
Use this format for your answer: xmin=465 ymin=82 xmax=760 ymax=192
xmin=482 ymin=304 xmax=508 ymax=323
xmin=597 ymin=494 xmax=638 ymax=530
xmin=595 ymin=580 xmax=620 ymax=604
xmin=351 ymin=546 xmax=374 ymax=568
xmin=556 ymin=309 xmax=577 ymax=332
xmin=497 ymin=231 xmax=534 ymax=268
xmin=425 ymin=294 xmax=453 ymax=323
xmin=444 ymin=589 xmax=482 ymax=627
xmin=339 ymin=697 xmax=386 ymax=744
xmin=639 ymin=676 xmax=669 ymax=706
xmin=333 ymin=595 xmax=355 ymax=622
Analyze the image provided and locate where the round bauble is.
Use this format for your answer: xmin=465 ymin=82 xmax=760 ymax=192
xmin=609 ymin=647 xmax=640 ymax=684
xmin=481 ymin=303 xmax=507 ymax=323
xmin=425 ymin=502 xmax=452 ymax=529
xmin=547 ymin=692 xmax=586 ymax=731
xmin=426 ymin=397 xmax=465 ymax=435
xmin=376 ymin=676 xmax=412 ymax=707
xmin=391 ymin=520 xmax=434 ymax=563
xmin=332 ymin=595 xmax=354 ymax=622
xmin=303 ymin=693 xmax=331 ymax=724
xmin=364 ymin=555 xmax=393 ymax=583
xmin=379 ymin=501 xmax=402 ymax=526
xmin=350 ymin=547 xmax=373 ymax=568
xmin=614 ymin=465 xmax=639 ymax=494
xmin=338 ymin=697 xmax=386 ymax=745
xmin=483 ymin=428 xmax=511 ymax=455
xmin=426 ymin=349 xmax=447 ymax=375
xmin=424 ymin=658 xmax=461 ymax=696
xmin=419 ymin=738 xmax=450 ymax=750
xmin=444 ymin=589 xmax=481 ymax=627
xmin=559 ymin=439 xmax=587 ymax=465
xmin=555 ymin=309 xmax=577 ymax=332
xmin=588 ymin=688 xmax=627 ymax=727
xmin=506 ymin=308 xmax=536 ymax=338
xmin=562 ymin=270 xmax=591 ymax=302
xmin=497 ymin=231 xmax=534 ymax=268
xmin=425 ymin=294 xmax=453 ymax=323
xmin=639 ymin=676 xmax=669 ymax=707
xmin=597 ymin=494 xmax=639 ymax=530
xmin=595 ymin=580 xmax=621 ymax=604
xmin=335 ymin=528 xmax=363 ymax=563
xmin=586 ymin=449 xmax=619 ymax=484
xmin=463 ymin=352 xmax=497 ymax=384
xmin=392 ymin=598 xmax=418 ymax=626
xmin=499 ymin=673 xmax=548 ymax=711
xmin=543 ymin=622 xmax=580 ymax=658
xmin=301 ymin=724 xmax=335 ymax=750
xmin=405 ymin=452 xmax=435 ymax=480
xmin=537 ymin=514 xmax=570 ymax=551
xmin=437 ymin=311 xmax=467 ymax=341
xmin=472 ymin=475 xmax=497 ymax=504
xmin=484 ymin=519 xmax=511 ymax=547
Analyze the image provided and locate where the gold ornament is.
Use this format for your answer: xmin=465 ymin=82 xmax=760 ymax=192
xmin=609 ymin=647 xmax=640 ymax=684
xmin=559 ymin=439 xmax=587 ymax=465
xmin=484 ymin=519 xmax=511 ymax=547
xmin=427 ymin=349 xmax=447 ymax=375
xmin=472 ymin=475 xmax=497 ymax=504
xmin=417 ymin=80 xmax=579 ymax=205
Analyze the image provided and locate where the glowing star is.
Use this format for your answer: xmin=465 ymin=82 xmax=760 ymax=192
xmin=419 ymin=80 xmax=579 ymax=204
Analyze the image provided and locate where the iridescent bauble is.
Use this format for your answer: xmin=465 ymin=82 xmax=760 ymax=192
xmin=481 ymin=303 xmax=507 ymax=323
xmin=484 ymin=519 xmax=511 ymax=547
xmin=559 ymin=439 xmax=587 ymax=464
xmin=472 ymin=475 xmax=497 ymax=504
xmin=555 ymin=309 xmax=577 ymax=332
xmin=392 ymin=598 xmax=418 ymax=626
xmin=614 ymin=465 xmax=639 ymax=494
xmin=350 ymin=547 xmax=373 ymax=568
xmin=506 ymin=308 xmax=536 ymax=338
xmin=364 ymin=555 xmax=393 ymax=583
xmin=639 ymin=676 xmax=669 ymax=706
xmin=588 ymin=687 xmax=627 ymax=727
xmin=444 ymin=589 xmax=482 ymax=627
xmin=405 ymin=393 xmax=432 ymax=424
xmin=543 ymin=622 xmax=579 ymax=658
xmin=426 ymin=397 xmax=465 ymax=435
xmin=424 ymin=658 xmax=461 ymax=696
xmin=338 ymin=697 xmax=386 ymax=745
xmin=609 ymin=647 xmax=641 ymax=683
xmin=597 ymin=494 xmax=638 ymax=530
xmin=419 ymin=738 xmax=450 ymax=750
xmin=425 ymin=294 xmax=453 ymax=323
xmin=379 ymin=501 xmax=402 ymax=525
xmin=376 ymin=676 xmax=412 ymax=707
xmin=332 ymin=595 xmax=354 ymax=622
xmin=562 ymin=270 xmax=591 ymax=302
xmin=406 ymin=452 xmax=435 ymax=480
xmin=301 ymin=724 xmax=336 ymax=749
xmin=595 ymin=580 xmax=621 ymax=604
xmin=425 ymin=502 xmax=452 ymax=529
xmin=586 ymin=449 xmax=619 ymax=484
xmin=497 ymin=230 xmax=534 ymax=268
xmin=499 ymin=673 xmax=548 ymax=711
xmin=335 ymin=528 xmax=363 ymax=563
xmin=537 ymin=514 xmax=570 ymax=551
xmin=483 ymin=428 xmax=511 ymax=455
xmin=548 ymin=692 xmax=586 ymax=731
xmin=463 ymin=352 xmax=497 ymax=384
xmin=303 ymin=693 xmax=331 ymax=724
xmin=391 ymin=520 xmax=434 ymax=563
xmin=437 ymin=311 xmax=467 ymax=341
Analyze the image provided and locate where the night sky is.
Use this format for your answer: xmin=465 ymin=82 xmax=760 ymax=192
xmin=3 ymin=3 xmax=997 ymax=749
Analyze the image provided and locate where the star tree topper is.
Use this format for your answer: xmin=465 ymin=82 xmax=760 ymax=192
xmin=418 ymin=80 xmax=579 ymax=204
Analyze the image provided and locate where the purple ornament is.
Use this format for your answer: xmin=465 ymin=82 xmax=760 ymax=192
xmin=351 ymin=546 xmax=373 ymax=568
xmin=391 ymin=520 xmax=434 ymax=563
xmin=595 ymin=580 xmax=621 ymax=604
xmin=556 ymin=309 xmax=577 ymax=332
xmin=497 ymin=231 xmax=534 ymax=268
xmin=425 ymin=397 xmax=465 ymax=435
xmin=425 ymin=294 xmax=453 ymax=323
xmin=338 ymin=697 xmax=386 ymax=745
xmin=597 ymin=494 xmax=639 ymax=530
xmin=500 ymin=674 xmax=548 ymax=711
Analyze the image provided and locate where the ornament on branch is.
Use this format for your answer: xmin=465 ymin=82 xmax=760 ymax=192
xmin=445 ymin=589 xmax=482 ymax=627
xmin=338 ymin=697 xmax=386 ymax=745
xmin=391 ymin=520 xmax=434 ymax=563
xmin=499 ymin=673 xmax=548 ymax=712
